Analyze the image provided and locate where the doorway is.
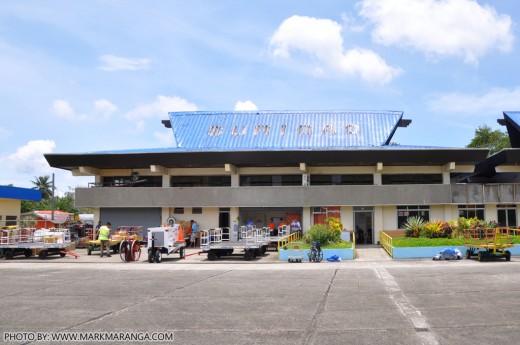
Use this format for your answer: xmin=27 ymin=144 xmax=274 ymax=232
xmin=354 ymin=207 xmax=373 ymax=245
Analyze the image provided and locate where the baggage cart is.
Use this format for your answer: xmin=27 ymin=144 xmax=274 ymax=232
xmin=464 ymin=227 xmax=515 ymax=261
xmin=201 ymin=226 xmax=268 ymax=261
xmin=0 ymin=227 xmax=72 ymax=260
xmin=86 ymin=226 xmax=142 ymax=256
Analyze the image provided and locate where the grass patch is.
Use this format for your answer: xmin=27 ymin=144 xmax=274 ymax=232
xmin=392 ymin=237 xmax=464 ymax=247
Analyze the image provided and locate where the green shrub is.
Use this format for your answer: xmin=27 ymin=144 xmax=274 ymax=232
xmin=403 ymin=216 xmax=425 ymax=238
xmin=304 ymin=224 xmax=331 ymax=245
xmin=304 ymin=217 xmax=344 ymax=246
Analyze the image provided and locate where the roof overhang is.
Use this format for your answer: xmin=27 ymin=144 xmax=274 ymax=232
xmin=474 ymin=148 xmax=520 ymax=176
xmin=45 ymin=148 xmax=489 ymax=171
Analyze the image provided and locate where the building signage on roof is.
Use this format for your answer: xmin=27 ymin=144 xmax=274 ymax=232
xmin=168 ymin=110 xmax=403 ymax=150
xmin=207 ymin=123 xmax=361 ymax=137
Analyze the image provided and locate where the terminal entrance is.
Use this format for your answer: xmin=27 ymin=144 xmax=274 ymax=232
xmin=354 ymin=207 xmax=373 ymax=245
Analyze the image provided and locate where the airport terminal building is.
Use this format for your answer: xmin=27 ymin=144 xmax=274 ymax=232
xmin=44 ymin=110 xmax=520 ymax=244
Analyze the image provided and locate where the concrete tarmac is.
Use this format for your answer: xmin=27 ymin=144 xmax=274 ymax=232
xmin=0 ymin=247 xmax=519 ymax=345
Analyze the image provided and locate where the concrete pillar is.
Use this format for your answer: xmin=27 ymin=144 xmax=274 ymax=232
xmin=302 ymin=207 xmax=311 ymax=232
xmin=374 ymin=173 xmax=382 ymax=185
xmin=485 ymin=204 xmax=497 ymax=223
xmin=374 ymin=206 xmax=383 ymax=244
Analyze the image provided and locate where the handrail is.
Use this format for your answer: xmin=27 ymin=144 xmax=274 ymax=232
xmin=277 ymin=231 xmax=301 ymax=252
xmin=379 ymin=231 xmax=393 ymax=258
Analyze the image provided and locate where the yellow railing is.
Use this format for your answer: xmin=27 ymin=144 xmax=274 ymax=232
xmin=379 ymin=231 xmax=393 ymax=258
xmin=277 ymin=232 xmax=301 ymax=252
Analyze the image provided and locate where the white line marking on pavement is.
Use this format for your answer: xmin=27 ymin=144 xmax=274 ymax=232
xmin=374 ymin=267 xmax=440 ymax=345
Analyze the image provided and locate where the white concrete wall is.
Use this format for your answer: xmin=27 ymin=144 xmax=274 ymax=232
xmin=171 ymin=207 xmax=220 ymax=230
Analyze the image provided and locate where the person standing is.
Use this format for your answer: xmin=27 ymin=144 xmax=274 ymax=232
xmin=190 ymin=220 xmax=198 ymax=247
xmin=291 ymin=219 xmax=301 ymax=237
xmin=98 ymin=222 xmax=112 ymax=257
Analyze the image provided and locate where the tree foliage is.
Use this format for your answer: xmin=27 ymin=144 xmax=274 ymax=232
xmin=466 ymin=124 xmax=510 ymax=155
xmin=21 ymin=191 xmax=92 ymax=214
xmin=31 ymin=175 xmax=53 ymax=199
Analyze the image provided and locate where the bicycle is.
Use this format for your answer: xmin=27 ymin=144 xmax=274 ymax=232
xmin=308 ymin=240 xmax=323 ymax=262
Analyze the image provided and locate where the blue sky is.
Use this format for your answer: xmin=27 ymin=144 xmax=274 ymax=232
xmin=0 ymin=0 xmax=519 ymax=194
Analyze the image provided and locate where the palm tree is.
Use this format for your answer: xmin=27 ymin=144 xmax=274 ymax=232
xmin=31 ymin=175 xmax=52 ymax=199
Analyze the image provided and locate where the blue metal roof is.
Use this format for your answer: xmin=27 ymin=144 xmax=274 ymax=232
xmin=168 ymin=110 xmax=404 ymax=151
xmin=504 ymin=111 xmax=520 ymax=124
xmin=0 ymin=185 xmax=42 ymax=201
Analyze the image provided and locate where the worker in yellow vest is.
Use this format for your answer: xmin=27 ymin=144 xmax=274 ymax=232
xmin=98 ymin=222 xmax=112 ymax=257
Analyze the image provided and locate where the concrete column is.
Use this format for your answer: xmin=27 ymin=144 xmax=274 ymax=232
xmin=485 ymin=204 xmax=497 ymax=223
xmin=162 ymin=174 xmax=170 ymax=188
xmin=374 ymin=173 xmax=382 ymax=185
xmin=161 ymin=208 xmax=170 ymax=225
xmin=231 ymin=174 xmax=239 ymax=187
xmin=302 ymin=207 xmax=311 ymax=232
xmin=374 ymin=206 xmax=383 ymax=244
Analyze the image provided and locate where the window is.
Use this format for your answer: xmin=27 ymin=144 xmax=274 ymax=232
xmin=102 ymin=176 xmax=162 ymax=187
xmin=312 ymin=206 xmax=340 ymax=225
xmin=310 ymin=174 xmax=373 ymax=185
xmin=6 ymin=215 xmax=17 ymax=226
xmin=170 ymin=176 xmax=231 ymax=187
xmin=240 ymin=175 xmax=302 ymax=186
xmin=173 ymin=208 xmax=184 ymax=214
xmin=397 ymin=206 xmax=430 ymax=228
xmin=497 ymin=205 xmax=516 ymax=228
xmin=382 ymin=174 xmax=442 ymax=185
xmin=192 ymin=207 xmax=202 ymax=214
xmin=458 ymin=205 xmax=485 ymax=219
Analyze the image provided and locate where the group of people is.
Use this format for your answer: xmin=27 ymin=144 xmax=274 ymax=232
xmin=268 ymin=218 xmax=301 ymax=236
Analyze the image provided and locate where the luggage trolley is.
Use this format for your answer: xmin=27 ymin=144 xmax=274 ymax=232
xmin=464 ymin=227 xmax=515 ymax=262
xmin=86 ymin=226 xmax=142 ymax=256
xmin=201 ymin=226 xmax=266 ymax=261
xmin=0 ymin=227 xmax=72 ymax=260
xmin=147 ymin=225 xmax=187 ymax=263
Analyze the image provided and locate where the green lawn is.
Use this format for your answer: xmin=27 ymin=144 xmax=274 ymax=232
xmin=392 ymin=237 xmax=464 ymax=247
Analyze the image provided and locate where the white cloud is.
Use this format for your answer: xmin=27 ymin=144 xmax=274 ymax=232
xmin=359 ymin=0 xmax=514 ymax=64
xmin=52 ymin=100 xmax=76 ymax=120
xmin=153 ymin=130 xmax=174 ymax=146
xmin=98 ymin=54 xmax=151 ymax=71
xmin=426 ymin=87 xmax=520 ymax=116
xmin=51 ymin=99 xmax=117 ymax=121
xmin=4 ymin=140 xmax=55 ymax=174
xmin=94 ymin=99 xmax=118 ymax=119
xmin=125 ymin=96 xmax=198 ymax=129
xmin=269 ymin=15 xmax=401 ymax=84
xmin=234 ymin=100 xmax=258 ymax=111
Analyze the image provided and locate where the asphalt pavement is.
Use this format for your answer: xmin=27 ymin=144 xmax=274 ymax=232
xmin=0 ymin=247 xmax=519 ymax=345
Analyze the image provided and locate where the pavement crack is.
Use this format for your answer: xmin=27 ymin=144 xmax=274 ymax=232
xmin=23 ymin=270 xmax=232 ymax=344
xmin=301 ymin=268 xmax=338 ymax=345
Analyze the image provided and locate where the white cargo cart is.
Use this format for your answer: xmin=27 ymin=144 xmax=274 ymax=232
xmin=0 ymin=227 xmax=72 ymax=260
xmin=200 ymin=226 xmax=269 ymax=261
xmin=147 ymin=225 xmax=187 ymax=263
xmin=268 ymin=225 xmax=289 ymax=251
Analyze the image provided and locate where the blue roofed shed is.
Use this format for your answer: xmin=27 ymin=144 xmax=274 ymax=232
xmin=0 ymin=186 xmax=42 ymax=227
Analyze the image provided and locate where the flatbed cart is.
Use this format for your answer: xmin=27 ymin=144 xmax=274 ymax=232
xmin=147 ymin=225 xmax=186 ymax=263
xmin=86 ymin=226 xmax=142 ymax=256
xmin=0 ymin=228 xmax=72 ymax=260
xmin=464 ymin=227 xmax=516 ymax=262
xmin=201 ymin=227 xmax=265 ymax=261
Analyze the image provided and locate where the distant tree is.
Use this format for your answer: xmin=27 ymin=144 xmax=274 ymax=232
xmin=31 ymin=175 xmax=53 ymax=199
xmin=466 ymin=124 xmax=510 ymax=156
